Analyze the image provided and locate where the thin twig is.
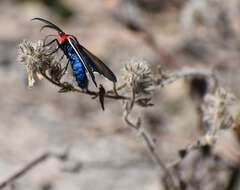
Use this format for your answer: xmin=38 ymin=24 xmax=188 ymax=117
xmin=40 ymin=69 xmax=130 ymax=100
xmin=0 ymin=149 xmax=69 ymax=189
xmin=156 ymin=68 xmax=216 ymax=89
xmin=123 ymin=88 xmax=179 ymax=190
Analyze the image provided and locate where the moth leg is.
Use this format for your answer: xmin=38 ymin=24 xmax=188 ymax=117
xmin=61 ymin=60 xmax=70 ymax=77
xmin=58 ymin=53 xmax=65 ymax=62
xmin=43 ymin=35 xmax=56 ymax=46
xmin=44 ymin=45 xmax=60 ymax=56
xmin=43 ymin=38 xmax=58 ymax=47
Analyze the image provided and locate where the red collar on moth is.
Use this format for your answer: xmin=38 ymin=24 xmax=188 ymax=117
xmin=57 ymin=33 xmax=69 ymax=43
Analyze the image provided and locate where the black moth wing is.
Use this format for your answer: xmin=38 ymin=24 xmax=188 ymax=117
xmin=80 ymin=45 xmax=117 ymax=83
xmin=69 ymin=36 xmax=117 ymax=83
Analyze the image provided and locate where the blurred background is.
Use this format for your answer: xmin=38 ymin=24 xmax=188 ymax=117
xmin=1 ymin=0 xmax=240 ymax=189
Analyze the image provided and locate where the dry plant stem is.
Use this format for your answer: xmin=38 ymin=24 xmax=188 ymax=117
xmin=42 ymin=67 xmax=215 ymax=101
xmin=168 ymin=87 xmax=228 ymax=169
xmin=0 ymin=150 xmax=69 ymax=189
xmin=168 ymin=134 xmax=215 ymax=169
xmin=157 ymin=68 xmax=216 ymax=89
xmin=167 ymin=139 xmax=202 ymax=169
xmin=40 ymin=70 xmax=129 ymax=100
xmin=123 ymin=90 xmax=178 ymax=190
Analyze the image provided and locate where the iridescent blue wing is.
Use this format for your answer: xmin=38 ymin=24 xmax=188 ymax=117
xmin=69 ymin=36 xmax=117 ymax=83
xmin=67 ymin=37 xmax=98 ymax=87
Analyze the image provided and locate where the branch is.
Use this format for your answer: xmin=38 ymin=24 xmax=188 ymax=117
xmin=123 ymin=89 xmax=179 ymax=190
xmin=156 ymin=68 xmax=217 ymax=89
xmin=40 ymin=69 xmax=130 ymax=100
xmin=0 ymin=149 xmax=70 ymax=189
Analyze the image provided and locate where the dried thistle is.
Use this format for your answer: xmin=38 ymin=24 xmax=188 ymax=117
xmin=17 ymin=40 xmax=57 ymax=87
xmin=202 ymin=87 xmax=236 ymax=145
xmin=121 ymin=58 xmax=155 ymax=106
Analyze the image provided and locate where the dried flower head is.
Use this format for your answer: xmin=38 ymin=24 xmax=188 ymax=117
xmin=17 ymin=40 xmax=56 ymax=87
xmin=121 ymin=58 xmax=155 ymax=107
xmin=122 ymin=58 xmax=155 ymax=96
xmin=203 ymin=88 xmax=236 ymax=130
xmin=201 ymin=87 xmax=236 ymax=145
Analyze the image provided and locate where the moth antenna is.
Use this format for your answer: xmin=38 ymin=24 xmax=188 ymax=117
xmin=32 ymin=17 xmax=64 ymax=34
xmin=40 ymin=25 xmax=63 ymax=33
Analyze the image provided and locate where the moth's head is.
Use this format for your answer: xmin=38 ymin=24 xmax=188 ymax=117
xmin=32 ymin=18 xmax=67 ymax=42
xmin=57 ymin=33 xmax=69 ymax=43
